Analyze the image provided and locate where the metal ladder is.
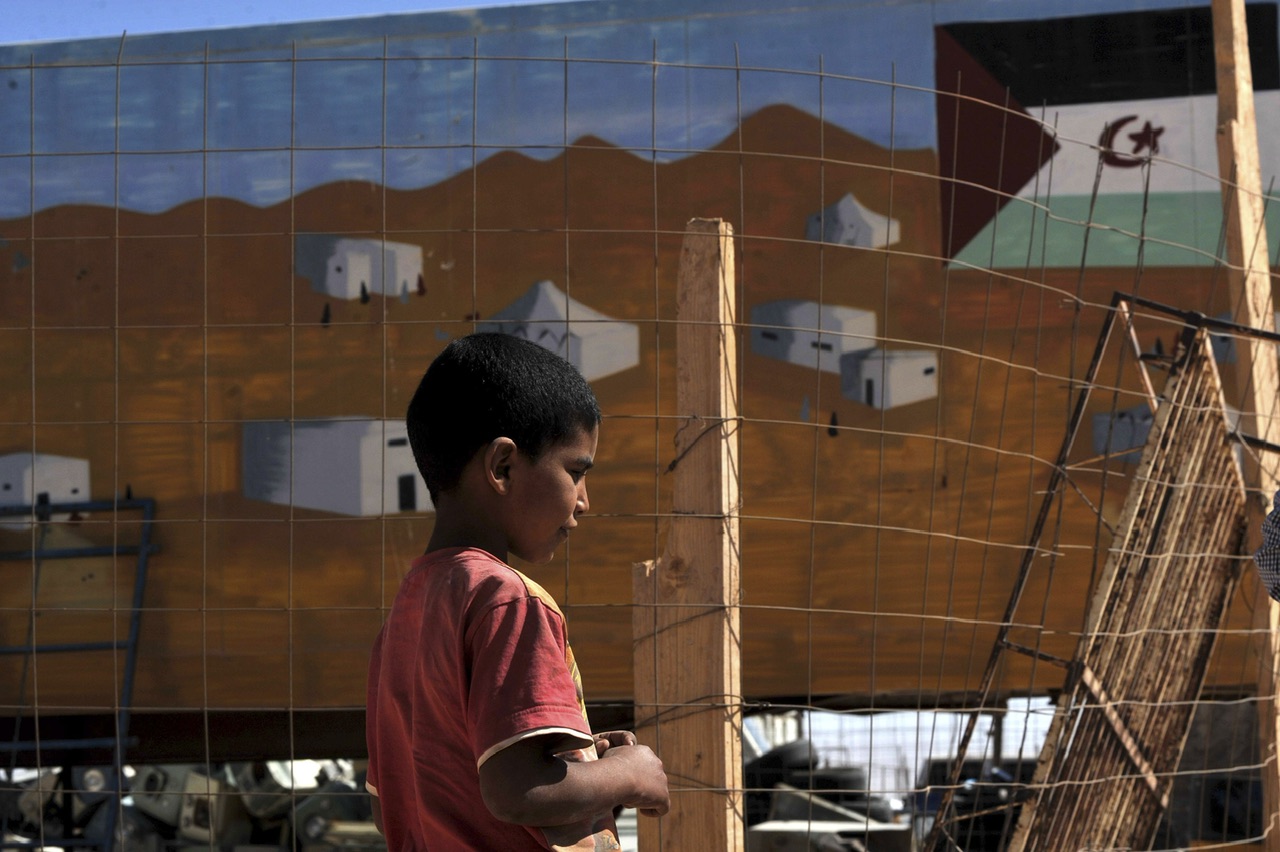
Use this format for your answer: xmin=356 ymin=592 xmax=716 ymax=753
xmin=0 ymin=497 xmax=157 ymax=850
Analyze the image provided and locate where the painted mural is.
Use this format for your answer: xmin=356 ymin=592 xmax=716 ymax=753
xmin=0 ymin=0 xmax=1274 ymax=724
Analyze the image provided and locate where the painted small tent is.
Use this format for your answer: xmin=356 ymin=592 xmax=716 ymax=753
xmin=325 ymin=239 xmax=423 ymax=301
xmin=477 ymin=280 xmax=641 ymax=382
xmin=1091 ymin=403 xmax=1154 ymax=465
xmin=805 ymin=192 xmax=902 ymax=249
xmin=293 ymin=236 xmax=424 ymax=302
xmin=840 ymin=349 xmax=939 ymax=409
xmin=750 ymin=299 xmax=877 ymax=374
xmin=0 ymin=453 xmax=91 ymax=530
xmin=242 ymin=419 xmax=430 ymax=516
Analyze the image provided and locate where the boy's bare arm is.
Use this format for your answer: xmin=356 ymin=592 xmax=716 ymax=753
xmin=478 ymin=732 xmax=670 ymax=827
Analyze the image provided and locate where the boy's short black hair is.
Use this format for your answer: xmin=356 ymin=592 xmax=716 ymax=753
xmin=407 ymin=332 xmax=602 ymax=502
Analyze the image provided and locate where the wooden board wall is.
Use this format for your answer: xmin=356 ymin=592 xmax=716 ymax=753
xmin=0 ymin=104 xmax=1264 ymax=724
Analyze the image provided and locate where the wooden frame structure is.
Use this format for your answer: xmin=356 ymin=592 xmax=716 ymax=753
xmin=1005 ymin=325 xmax=1247 ymax=851
xmin=925 ymin=295 xmax=1273 ymax=851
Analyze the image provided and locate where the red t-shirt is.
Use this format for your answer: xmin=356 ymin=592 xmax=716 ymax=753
xmin=365 ymin=547 xmax=619 ymax=850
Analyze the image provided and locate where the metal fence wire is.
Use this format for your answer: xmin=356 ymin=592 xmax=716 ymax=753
xmin=0 ymin=18 xmax=1278 ymax=851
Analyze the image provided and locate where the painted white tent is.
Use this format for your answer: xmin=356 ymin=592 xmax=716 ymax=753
xmin=477 ymin=280 xmax=640 ymax=382
xmin=1091 ymin=403 xmax=1154 ymax=465
xmin=319 ymin=239 xmax=423 ymax=301
xmin=751 ymin=300 xmax=877 ymax=374
xmin=840 ymin=349 xmax=938 ymax=409
xmin=805 ymin=192 xmax=901 ymax=249
xmin=0 ymin=452 xmax=91 ymax=530
xmin=242 ymin=419 xmax=430 ymax=516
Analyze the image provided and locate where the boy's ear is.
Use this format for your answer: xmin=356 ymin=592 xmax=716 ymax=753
xmin=484 ymin=437 xmax=518 ymax=495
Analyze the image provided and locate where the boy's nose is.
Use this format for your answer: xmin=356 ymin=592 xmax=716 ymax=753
xmin=576 ymin=482 xmax=589 ymax=515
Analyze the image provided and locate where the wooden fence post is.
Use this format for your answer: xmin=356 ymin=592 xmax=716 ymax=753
xmin=1212 ymin=1 xmax=1280 ymax=848
xmin=633 ymin=218 xmax=744 ymax=852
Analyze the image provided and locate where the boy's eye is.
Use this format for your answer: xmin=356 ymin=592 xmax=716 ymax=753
xmin=570 ymin=469 xmax=586 ymax=483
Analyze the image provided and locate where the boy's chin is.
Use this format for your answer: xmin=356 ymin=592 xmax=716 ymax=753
xmin=513 ymin=534 xmax=570 ymax=565
xmin=516 ymin=548 xmax=560 ymax=565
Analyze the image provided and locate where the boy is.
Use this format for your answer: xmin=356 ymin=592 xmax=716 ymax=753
xmin=365 ymin=332 xmax=670 ymax=850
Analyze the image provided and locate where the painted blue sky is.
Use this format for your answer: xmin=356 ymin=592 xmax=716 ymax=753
xmin=0 ymin=0 xmax=945 ymax=217
xmin=5 ymin=0 xmax=552 ymax=43
xmin=0 ymin=0 xmax=1229 ymax=235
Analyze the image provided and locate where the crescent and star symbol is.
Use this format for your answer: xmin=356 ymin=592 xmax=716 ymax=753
xmin=1098 ymin=115 xmax=1166 ymax=168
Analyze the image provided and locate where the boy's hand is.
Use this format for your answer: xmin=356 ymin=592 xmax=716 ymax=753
xmin=598 ymin=743 xmax=670 ymax=817
xmin=593 ymin=730 xmax=637 ymax=756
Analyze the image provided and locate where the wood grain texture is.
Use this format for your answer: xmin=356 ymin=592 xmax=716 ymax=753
xmin=1213 ymin=2 xmax=1280 ymax=847
xmin=634 ymin=219 xmax=744 ymax=852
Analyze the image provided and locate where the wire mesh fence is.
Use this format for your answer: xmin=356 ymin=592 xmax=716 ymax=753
xmin=0 ymin=5 xmax=1278 ymax=849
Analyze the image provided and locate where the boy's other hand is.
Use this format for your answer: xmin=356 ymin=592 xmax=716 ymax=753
xmin=598 ymin=743 xmax=670 ymax=817
xmin=593 ymin=730 xmax=637 ymax=756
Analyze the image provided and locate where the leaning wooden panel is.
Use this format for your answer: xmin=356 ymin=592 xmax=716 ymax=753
xmin=1007 ymin=328 xmax=1248 ymax=852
